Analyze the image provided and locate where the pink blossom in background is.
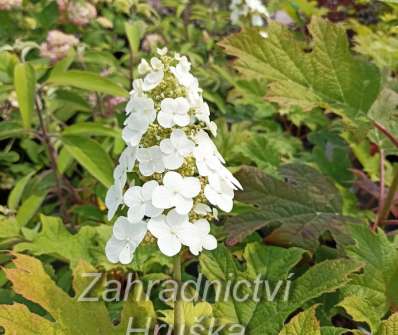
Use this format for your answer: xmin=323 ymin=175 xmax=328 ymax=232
xmin=40 ymin=30 xmax=79 ymax=63
xmin=67 ymin=1 xmax=97 ymax=26
xmin=0 ymin=0 xmax=22 ymax=11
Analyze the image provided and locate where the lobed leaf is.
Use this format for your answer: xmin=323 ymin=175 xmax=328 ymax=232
xmin=220 ymin=17 xmax=381 ymax=120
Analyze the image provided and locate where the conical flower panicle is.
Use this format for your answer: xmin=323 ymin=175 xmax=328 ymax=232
xmin=105 ymin=48 xmax=242 ymax=264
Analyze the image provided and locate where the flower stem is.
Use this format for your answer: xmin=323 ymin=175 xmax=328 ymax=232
xmin=376 ymin=165 xmax=398 ymax=229
xmin=174 ymin=253 xmax=184 ymax=335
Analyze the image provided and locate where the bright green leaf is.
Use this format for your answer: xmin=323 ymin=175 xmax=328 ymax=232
xmin=48 ymin=70 xmax=128 ymax=97
xmin=340 ymin=225 xmax=398 ymax=333
xmin=62 ymin=122 xmax=121 ymax=138
xmin=0 ymin=121 xmax=24 ymax=140
xmin=14 ymin=215 xmax=97 ymax=267
xmin=15 ymin=192 xmax=48 ymax=226
xmin=61 ymin=135 xmax=114 ymax=187
xmin=220 ymin=17 xmax=381 ymax=119
xmin=7 ymin=171 xmax=35 ymax=210
xmin=14 ymin=63 xmax=36 ymax=129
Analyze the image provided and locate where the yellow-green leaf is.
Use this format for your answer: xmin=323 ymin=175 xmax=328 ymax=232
xmin=0 ymin=253 xmax=155 ymax=334
xmin=49 ymin=70 xmax=128 ymax=97
xmin=279 ymin=306 xmax=320 ymax=335
xmin=62 ymin=135 xmax=114 ymax=187
xmin=14 ymin=63 xmax=36 ymax=129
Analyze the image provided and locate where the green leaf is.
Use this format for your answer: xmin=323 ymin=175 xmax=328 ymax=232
xmin=377 ymin=313 xmax=398 ymax=335
xmin=13 ymin=63 xmax=36 ymax=129
xmin=48 ymin=70 xmax=128 ymax=97
xmin=50 ymin=48 xmax=76 ymax=76
xmin=240 ymin=133 xmax=301 ymax=175
xmin=220 ymin=17 xmax=381 ymax=119
xmin=0 ymin=121 xmax=24 ymax=140
xmin=15 ymin=192 xmax=48 ymax=226
xmin=7 ymin=171 xmax=35 ymax=210
xmin=0 ymin=217 xmax=21 ymax=239
xmin=61 ymin=135 xmax=114 ymax=187
xmin=14 ymin=215 xmax=97 ymax=267
xmin=308 ymin=130 xmax=354 ymax=186
xmin=339 ymin=225 xmax=398 ymax=333
xmin=278 ymin=306 xmax=320 ymax=335
xmin=226 ymin=164 xmax=358 ymax=250
xmin=62 ymin=122 xmax=121 ymax=138
xmin=368 ymin=88 xmax=398 ymax=155
xmin=125 ymin=21 xmax=144 ymax=54
xmin=160 ymin=301 xmax=213 ymax=331
xmin=0 ymin=253 xmax=156 ymax=334
xmin=199 ymin=243 xmax=360 ymax=335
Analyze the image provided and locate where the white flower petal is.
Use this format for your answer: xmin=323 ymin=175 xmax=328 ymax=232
xmin=159 ymin=138 xmax=174 ymax=155
xmin=141 ymin=180 xmax=159 ymax=201
xmin=144 ymin=202 xmax=163 ymax=218
xmin=123 ymin=186 xmax=142 ymax=207
xmin=163 ymin=153 xmax=184 ymax=170
xmin=157 ymin=234 xmax=181 ymax=256
xmin=113 ymin=217 xmax=131 ymax=239
xmin=180 ymin=177 xmax=201 ymax=198
xmin=127 ymin=204 xmax=146 ymax=223
xmin=105 ymin=184 xmax=122 ymax=220
xmin=119 ymin=145 xmax=137 ymax=172
xmin=166 ymin=208 xmax=189 ymax=226
xmin=203 ymin=235 xmax=217 ymax=250
xmin=163 ymin=171 xmax=184 ymax=190
xmin=105 ymin=236 xmax=125 ymax=263
xmin=152 ymin=185 xmax=174 ymax=209
xmin=157 ymin=111 xmax=174 ymax=128
xmin=218 ymin=194 xmax=234 ymax=212
xmin=193 ymin=203 xmax=211 ymax=215
xmin=204 ymin=185 xmax=219 ymax=206
xmin=193 ymin=219 xmax=210 ymax=235
xmin=138 ymin=59 xmax=151 ymax=75
xmin=147 ymin=215 xmax=169 ymax=238
xmin=175 ymin=97 xmax=190 ymax=113
xmin=122 ymin=127 xmax=143 ymax=146
xmin=174 ymin=113 xmax=190 ymax=127
xmin=119 ymin=243 xmax=134 ymax=264
xmin=150 ymin=57 xmax=164 ymax=71
xmin=173 ymin=194 xmax=193 ymax=215
xmin=160 ymin=98 xmax=175 ymax=114
xmin=142 ymin=70 xmax=164 ymax=91
xmin=139 ymin=161 xmax=155 ymax=176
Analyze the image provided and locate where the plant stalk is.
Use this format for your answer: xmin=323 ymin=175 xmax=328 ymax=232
xmin=373 ymin=149 xmax=385 ymax=231
xmin=174 ymin=253 xmax=184 ymax=335
xmin=376 ymin=165 xmax=398 ymax=228
xmin=374 ymin=121 xmax=398 ymax=149
xmin=35 ymin=93 xmax=68 ymax=224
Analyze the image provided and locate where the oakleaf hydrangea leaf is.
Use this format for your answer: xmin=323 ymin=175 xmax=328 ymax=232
xmin=278 ymin=306 xmax=320 ymax=335
xmin=199 ymin=243 xmax=361 ymax=335
xmin=340 ymin=225 xmax=398 ymax=333
xmin=378 ymin=313 xmax=398 ymax=335
xmin=0 ymin=253 xmax=156 ymax=334
xmin=226 ymin=164 xmax=359 ymax=250
xmin=220 ymin=17 xmax=381 ymax=120
xmin=14 ymin=214 xmax=97 ymax=267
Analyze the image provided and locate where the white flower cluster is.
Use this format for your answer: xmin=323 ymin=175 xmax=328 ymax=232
xmin=105 ymin=48 xmax=242 ymax=264
xmin=230 ymin=0 xmax=269 ymax=27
